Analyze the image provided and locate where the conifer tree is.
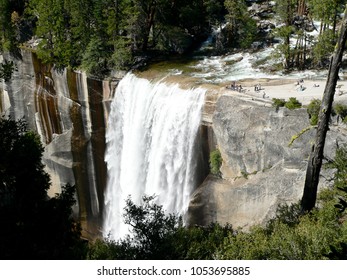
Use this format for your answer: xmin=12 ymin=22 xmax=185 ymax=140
xmin=224 ymin=0 xmax=256 ymax=48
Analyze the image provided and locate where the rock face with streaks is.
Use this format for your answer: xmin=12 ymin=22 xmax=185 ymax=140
xmin=0 ymin=51 xmax=119 ymax=239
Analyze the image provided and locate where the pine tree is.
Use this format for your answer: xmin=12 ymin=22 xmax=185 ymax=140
xmin=224 ymin=0 xmax=256 ymax=49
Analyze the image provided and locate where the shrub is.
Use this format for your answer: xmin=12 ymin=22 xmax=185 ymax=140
xmin=267 ymin=203 xmax=302 ymax=229
xmin=285 ymin=97 xmax=302 ymax=110
xmin=306 ymin=99 xmax=321 ymax=125
xmin=273 ymin=97 xmax=302 ymax=110
xmin=210 ymin=149 xmax=222 ymax=176
xmin=310 ymin=114 xmax=319 ymax=125
xmin=333 ymin=103 xmax=347 ymax=122
xmin=272 ymin=98 xmax=286 ymax=110
xmin=0 ymin=60 xmax=15 ymax=82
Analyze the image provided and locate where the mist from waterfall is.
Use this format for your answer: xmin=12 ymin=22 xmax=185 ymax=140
xmin=103 ymin=73 xmax=206 ymax=240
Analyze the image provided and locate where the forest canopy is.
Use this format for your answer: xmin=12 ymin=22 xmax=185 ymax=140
xmin=1 ymin=1 xmax=347 ymax=77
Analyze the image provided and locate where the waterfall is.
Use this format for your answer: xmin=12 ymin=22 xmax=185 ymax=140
xmin=103 ymin=73 xmax=206 ymax=240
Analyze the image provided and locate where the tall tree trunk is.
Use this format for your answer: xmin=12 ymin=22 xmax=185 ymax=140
xmin=298 ymin=0 xmax=306 ymax=16
xmin=303 ymin=32 xmax=307 ymax=67
xmin=319 ymin=22 xmax=323 ymax=36
xmin=301 ymin=5 xmax=347 ymax=213
xmin=333 ymin=4 xmax=338 ymax=35
xmin=142 ymin=0 xmax=156 ymax=51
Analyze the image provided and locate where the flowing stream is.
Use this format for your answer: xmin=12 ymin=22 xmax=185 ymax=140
xmin=103 ymin=73 xmax=206 ymax=240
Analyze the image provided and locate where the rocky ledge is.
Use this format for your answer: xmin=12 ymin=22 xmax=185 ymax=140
xmin=189 ymin=93 xmax=347 ymax=229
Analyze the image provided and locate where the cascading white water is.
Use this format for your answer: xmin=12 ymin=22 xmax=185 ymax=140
xmin=103 ymin=73 xmax=206 ymax=240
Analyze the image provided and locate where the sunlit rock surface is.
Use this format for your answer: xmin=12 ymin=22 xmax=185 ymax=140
xmin=0 ymin=50 xmax=120 ymax=239
xmin=188 ymin=94 xmax=347 ymax=229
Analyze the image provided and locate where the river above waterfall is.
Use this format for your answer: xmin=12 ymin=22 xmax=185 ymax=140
xmin=139 ymin=46 xmax=332 ymax=87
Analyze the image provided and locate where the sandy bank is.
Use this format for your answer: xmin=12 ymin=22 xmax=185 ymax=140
xmin=222 ymin=78 xmax=347 ymax=105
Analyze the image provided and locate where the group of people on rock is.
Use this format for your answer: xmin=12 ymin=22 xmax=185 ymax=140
xmin=227 ymin=81 xmax=267 ymax=97
xmin=228 ymin=81 xmax=243 ymax=92
xmin=254 ymin=84 xmax=262 ymax=92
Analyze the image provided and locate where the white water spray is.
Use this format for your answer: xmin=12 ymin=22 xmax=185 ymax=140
xmin=103 ymin=73 xmax=205 ymax=240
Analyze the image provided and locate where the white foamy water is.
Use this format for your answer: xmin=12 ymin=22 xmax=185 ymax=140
xmin=189 ymin=19 xmax=328 ymax=83
xmin=191 ymin=47 xmax=329 ymax=83
xmin=103 ymin=73 xmax=205 ymax=240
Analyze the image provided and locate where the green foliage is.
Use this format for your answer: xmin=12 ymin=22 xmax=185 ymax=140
xmin=1 ymin=0 xmax=345 ymax=73
xmin=63 ymin=0 xmax=94 ymax=66
xmin=89 ymin=195 xmax=185 ymax=260
xmin=0 ymin=0 xmax=21 ymax=55
xmin=217 ymin=194 xmax=345 ymax=259
xmin=87 ymin=238 xmax=134 ymax=260
xmin=307 ymin=98 xmax=322 ymax=125
xmin=325 ymin=144 xmax=347 ymax=195
xmin=24 ymin=0 xmax=226 ymax=73
xmin=122 ymin=195 xmax=182 ymax=259
xmin=203 ymin=0 xmax=225 ymax=26
xmin=173 ymin=223 xmax=232 ymax=260
xmin=209 ymin=149 xmax=222 ymax=176
xmin=272 ymin=0 xmax=342 ymax=70
xmin=29 ymin=0 xmax=72 ymax=68
xmin=3 ymin=0 xmax=342 ymax=74
xmin=288 ymin=126 xmax=312 ymax=147
xmin=111 ymin=37 xmax=133 ymax=70
xmin=285 ymin=97 xmax=302 ymax=110
xmin=0 ymin=118 xmax=49 ymax=203
xmin=310 ymin=114 xmax=319 ymax=126
xmin=272 ymin=97 xmax=302 ymax=111
xmin=322 ymin=144 xmax=347 ymax=258
xmin=313 ymin=30 xmax=336 ymax=67
xmin=267 ymin=203 xmax=302 ymax=229
xmin=238 ymin=17 xmax=257 ymax=49
xmin=272 ymin=98 xmax=286 ymax=110
xmin=224 ymin=0 xmax=257 ymax=48
xmin=241 ymin=170 xmax=249 ymax=179
xmin=308 ymin=0 xmax=345 ymax=27
xmin=0 ymin=117 xmax=86 ymax=259
xmin=157 ymin=26 xmax=193 ymax=54
xmin=88 ymin=195 xmax=232 ymax=260
xmin=81 ymin=36 xmax=111 ymax=78
xmin=275 ymin=0 xmax=297 ymax=25
xmin=0 ymin=60 xmax=15 ymax=82
xmin=333 ymin=103 xmax=347 ymax=122
xmin=272 ymin=18 xmax=294 ymax=69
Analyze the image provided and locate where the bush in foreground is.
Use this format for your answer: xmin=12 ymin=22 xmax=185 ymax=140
xmin=0 ymin=117 xmax=86 ymax=259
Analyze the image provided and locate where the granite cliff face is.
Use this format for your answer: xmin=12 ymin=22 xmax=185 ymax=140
xmin=189 ymin=93 xmax=347 ymax=229
xmin=0 ymin=51 xmax=119 ymax=238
